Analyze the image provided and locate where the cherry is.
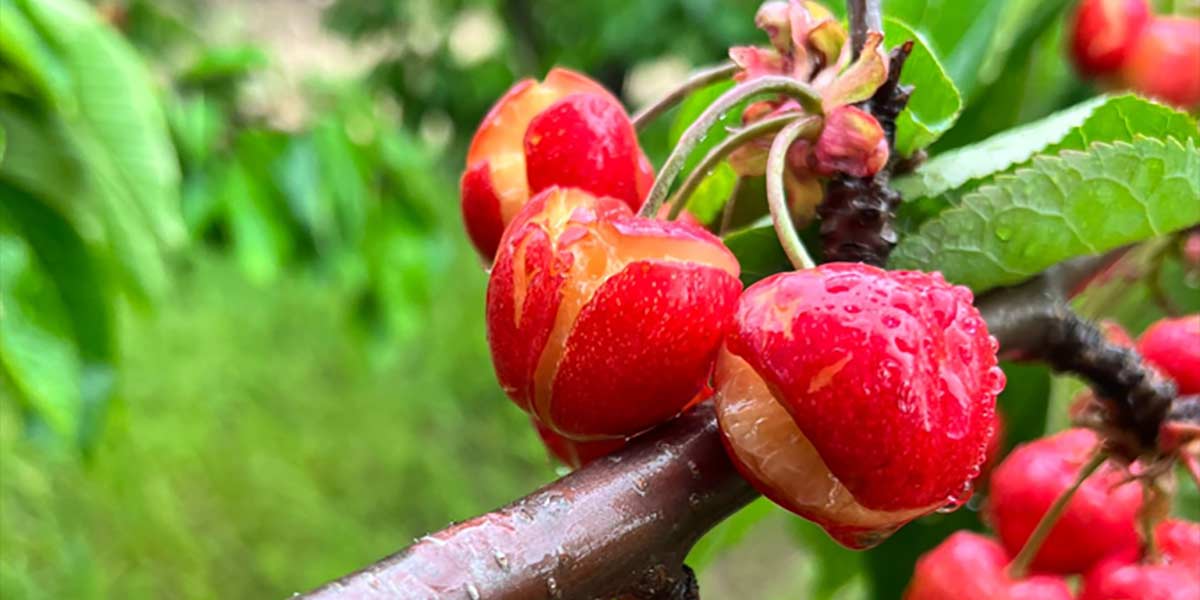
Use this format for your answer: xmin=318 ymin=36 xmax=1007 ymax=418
xmin=1069 ymin=0 xmax=1151 ymax=77
xmin=1080 ymin=556 xmax=1200 ymax=600
xmin=1156 ymin=519 xmax=1200 ymax=568
xmin=904 ymin=531 xmax=1073 ymax=600
xmin=986 ymin=428 xmax=1143 ymax=574
xmin=533 ymin=420 xmax=627 ymax=469
xmin=1120 ymin=17 xmax=1200 ymax=109
xmin=1137 ymin=315 xmax=1200 ymax=395
xmin=487 ymin=187 xmax=741 ymax=440
xmin=461 ymin=68 xmax=654 ymax=260
xmin=714 ymin=264 xmax=1003 ymax=548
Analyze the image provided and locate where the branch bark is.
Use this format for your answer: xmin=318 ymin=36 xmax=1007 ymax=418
xmin=295 ymin=252 xmax=1135 ymax=600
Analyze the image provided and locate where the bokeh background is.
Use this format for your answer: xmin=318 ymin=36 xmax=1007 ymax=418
xmin=1 ymin=0 xmax=1196 ymax=599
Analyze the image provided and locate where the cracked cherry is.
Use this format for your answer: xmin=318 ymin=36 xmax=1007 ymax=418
xmin=533 ymin=419 xmax=626 ymax=469
xmin=904 ymin=531 xmax=1072 ymax=600
xmin=714 ymin=264 xmax=1003 ymax=548
xmin=461 ymin=68 xmax=654 ymax=260
xmin=986 ymin=428 xmax=1143 ymax=574
xmin=487 ymin=187 xmax=741 ymax=440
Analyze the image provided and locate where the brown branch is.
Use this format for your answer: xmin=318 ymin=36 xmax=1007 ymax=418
xmin=298 ymin=250 xmax=1152 ymax=599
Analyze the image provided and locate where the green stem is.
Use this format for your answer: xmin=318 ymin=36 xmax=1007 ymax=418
xmin=1008 ymin=450 xmax=1110 ymax=579
xmin=666 ymin=114 xmax=798 ymax=220
xmin=638 ymin=76 xmax=825 ymax=219
xmin=719 ymin=177 xmax=745 ymax=235
xmin=632 ymin=62 xmax=738 ymax=131
xmin=766 ymin=116 xmax=823 ymax=271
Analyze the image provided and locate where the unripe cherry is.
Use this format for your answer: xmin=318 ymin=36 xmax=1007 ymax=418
xmin=1137 ymin=315 xmax=1200 ymax=395
xmin=1070 ymin=0 xmax=1151 ymax=77
xmin=904 ymin=532 xmax=1073 ymax=600
xmin=986 ymin=428 xmax=1143 ymax=574
xmin=714 ymin=264 xmax=1003 ymax=548
xmin=1120 ymin=17 xmax=1200 ymax=109
xmin=487 ymin=187 xmax=741 ymax=440
xmin=461 ymin=68 xmax=654 ymax=260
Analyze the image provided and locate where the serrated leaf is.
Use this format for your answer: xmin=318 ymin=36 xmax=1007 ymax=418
xmin=890 ymin=137 xmax=1200 ymax=292
xmin=884 ymin=18 xmax=962 ymax=156
xmin=897 ymin=95 xmax=1199 ymax=201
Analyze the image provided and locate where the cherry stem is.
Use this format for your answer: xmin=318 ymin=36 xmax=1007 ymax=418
xmin=1140 ymin=478 xmax=1163 ymax=564
xmin=719 ymin=176 xmax=744 ymax=235
xmin=632 ymin=62 xmax=738 ymax=131
xmin=638 ymin=76 xmax=825 ymax=219
xmin=666 ymin=113 xmax=798 ymax=220
xmin=766 ymin=116 xmax=823 ymax=271
xmin=1008 ymin=449 xmax=1110 ymax=579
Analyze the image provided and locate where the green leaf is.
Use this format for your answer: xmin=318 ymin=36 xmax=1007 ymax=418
xmin=19 ymin=0 xmax=184 ymax=252
xmin=897 ymin=95 xmax=1200 ymax=201
xmin=687 ymin=498 xmax=776 ymax=571
xmin=682 ymin=162 xmax=738 ymax=225
xmin=884 ymin=18 xmax=962 ymax=156
xmin=890 ymin=137 xmax=1200 ymax=292
xmin=723 ymin=224 xmax=792 ymax=287
xmin=0 ymin=227 xmax=81 ymax=439
xmin=667 ymin=80 xmax=743 ymax=220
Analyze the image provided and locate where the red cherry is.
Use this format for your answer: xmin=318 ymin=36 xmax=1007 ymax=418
xmin=714 ymin=264 xmax=1003 ymax=547
xmin=461 ymin=68 xmax=654 ymax=260
xmin=525 ymin=94 xmax=645 ymax=212
xmin=1080 ymin=556 xmax=1200 ymax=600
xmin=904 ymin=532 xmax=1073 ymax=600
xmin=487 ymin=187 xmax=741 ymax=439
xmin=1157 ymin=519 xmax=1200 ymax=568
xmin=533 ymin=419 xmax=626 ymax=469
xmin=986 ymin=428 xmax=1143 ymax=574
xmin=1121 ymin=17 xmax=1200 ymax=109
xmin=1070 ymin=0 xmax=1151 ymax=77
xmin=1137 ymin=315 xmax=1200 ymax=395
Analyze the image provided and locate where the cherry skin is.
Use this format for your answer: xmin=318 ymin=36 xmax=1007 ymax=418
xmin=986 ymin=428 xmax=1143 ymax=574
xmin=1069 ymin=0 xmax=1151 ymax=77
xmin=487 ymin=187 xmax=741 ymax=440
xmin=904 ymin=531 xmax=1073 ymax=600
xmin=461 ymin=68 xmax=654 ymax=260
xmin=1080 ymin=556 xmax=1200 ymax=600
xmin=533 ymin=420 xmax=626 ymax=469
xmin=1120 ymin=17 xmax=1200 ymax=109
xmin=714 ymin=264 xmax=1003 ymax=547
xmin=1137 ymin=315 xmax=1200 ymax=395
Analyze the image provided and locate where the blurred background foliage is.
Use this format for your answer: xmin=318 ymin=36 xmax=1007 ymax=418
xmin=0 ymin=0 xmax=1196 ymax=598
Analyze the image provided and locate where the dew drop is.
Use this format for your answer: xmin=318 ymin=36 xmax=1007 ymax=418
xmin=882 ymin=314 xmax=901 ymax=329
xmin=466 ymin=583 xmax=481 ymax=600
xmin=995 ymin=226 xmax=1013 ymax=241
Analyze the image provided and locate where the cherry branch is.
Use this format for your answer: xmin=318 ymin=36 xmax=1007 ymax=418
xmin=296 ymin=252 xmax=1132 ymax=600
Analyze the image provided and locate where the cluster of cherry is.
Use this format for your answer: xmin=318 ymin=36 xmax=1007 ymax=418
xmin=908 ymin=316 xmax=1200 ymax=599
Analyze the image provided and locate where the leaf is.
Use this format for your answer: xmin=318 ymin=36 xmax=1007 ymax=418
xmin=686 ymin=498 xmax=776 ymax=571
xmin=667 ymin=80 xmax=743 ymax=219
xmin=0 ymin=181 xmax=118 ymax=449
xmin=19 ymin=0 xmax=184 ymax=252
xmin=890 ymin=137 xmax=1200 ymax=292
xmin=896 ymin=95 xmax=1199 ymax=201
xmin=723 ymin=224 xmax=792 ymax=287
xmin=682 ymin=162 xmax=737 ymax=225
xmin=884 ymin=18 xmax=962 ymax=156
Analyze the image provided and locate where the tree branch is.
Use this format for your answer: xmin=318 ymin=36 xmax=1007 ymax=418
xmin=298 ymin=250 xmax=1157 ymax=600
xmin=847 ymin=0 xmax=883 ymax=58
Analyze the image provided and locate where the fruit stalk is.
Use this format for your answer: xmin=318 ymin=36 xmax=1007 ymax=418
xmin=632 ymin=62 xmax=739 ymax=130
xmin=296 ymin=253 xmax=1125 ymax=600
xmin=638 ymin=76 xmax=824 ymax=219
xmin=1007 ymin=450 xmax=1110 ymax=579
xmin=766 ymin=117 xmax=824 ymax=270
